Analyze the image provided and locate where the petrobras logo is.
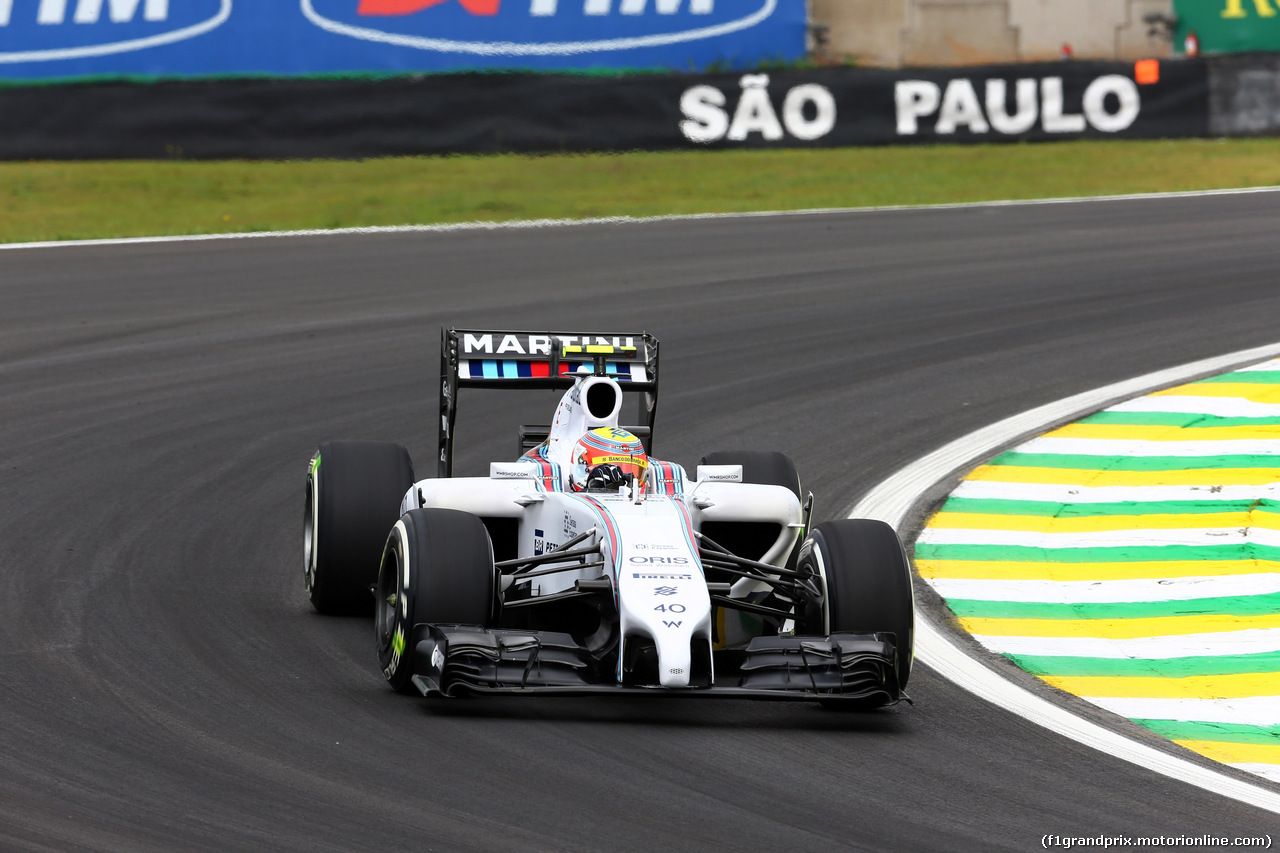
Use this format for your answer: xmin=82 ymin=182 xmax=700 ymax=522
xmin=300 ymin=0 xmax=779 ymax=56
xmin=0 ymin=0 xmax=230 ymax=63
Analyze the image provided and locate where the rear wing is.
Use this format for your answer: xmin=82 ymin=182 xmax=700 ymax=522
xmin=438 ymin=328 xmax=660 ymax=477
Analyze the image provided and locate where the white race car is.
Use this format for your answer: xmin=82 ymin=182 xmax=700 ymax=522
xmin=305 ymin=329 xmax=914 ymax=705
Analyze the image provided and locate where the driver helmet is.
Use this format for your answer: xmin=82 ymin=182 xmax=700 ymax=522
xmin=571 ymin=427 xmax=648 ymax=492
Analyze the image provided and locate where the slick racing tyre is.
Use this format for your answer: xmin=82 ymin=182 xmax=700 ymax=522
xmin=305 ymin=440 xmax=414 ymax=616
xmin=797 ymin=519 xmax=914 ymax=689
xmin=376 ymin=508 xmax=498 ymax=695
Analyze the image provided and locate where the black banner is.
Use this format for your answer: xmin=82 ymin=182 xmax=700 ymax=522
xmin=0 ymin=59 xmax=1210 ymax=160
xmin=677 ymin=60 xmax=1208 ymax=148
xmin=1208 ymin=54 xmax=1280 ymax=137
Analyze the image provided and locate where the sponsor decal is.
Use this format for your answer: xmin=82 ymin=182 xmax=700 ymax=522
xmin=895 ymin=74 xmax=1143 ymax=136
xmin=628 ymin=555 xmax=689 ymax=564
xmin=633 ymin=542 xmax=677 ymax=550
xmin=631 ymin=572 xmax=692 ymax=580
xmin=532 ymin=529 xmax=558 ymax=555
xmin=361 ymin=0 xmax=500 ymax=15
xmin=681 ymin=73 xmax=837 ymax=143
xmin=0 ymin=0 xmax=230 ymax=63
xmin=490 ymin=462 xmax=534 ymax=479
xmin=460 ymin=332 xmax=635 ymax=355
xmin=301 ymin=0 xmax=779 ymax=56
xmin=653 ymin=586 xmax=678 ymax=596
xmin=592 ymin=454 xmax=645 ymax=466
xmin=1174 ymin=0 xmax=1280 ymax=54
xmin=697 ymin=464 xmax=742 ymax=482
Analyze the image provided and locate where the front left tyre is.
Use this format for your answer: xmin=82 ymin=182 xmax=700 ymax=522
xmin=305 ymin=440 xmax=414 ymax=616
xmin=376 ymin=508 xmax=499 ymax=694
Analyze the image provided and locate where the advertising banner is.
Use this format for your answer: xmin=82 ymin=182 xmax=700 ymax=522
xmin=0 ymin=0 xmax=806 ymax=80
xmin=673 ymin=61 xmax=1208 ymax=148
xmin=1174 ymin=0 xmax=1280 ymax=55
xmin=1208 ymin=54 xmax=1280 ymax=135
xmin=0 ymin=59 xmax=1210 ymax=159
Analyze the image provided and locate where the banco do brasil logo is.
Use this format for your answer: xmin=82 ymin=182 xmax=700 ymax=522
xmin=301 ymin=0 xmax=780 ymax=55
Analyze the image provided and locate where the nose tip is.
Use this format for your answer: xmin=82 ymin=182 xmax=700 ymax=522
xmin=658 ymin=646 xmax=692 ymax=688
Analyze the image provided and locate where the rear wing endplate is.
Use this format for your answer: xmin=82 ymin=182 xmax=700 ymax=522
xmin=439 ymin=328 xmax=660 ymax=477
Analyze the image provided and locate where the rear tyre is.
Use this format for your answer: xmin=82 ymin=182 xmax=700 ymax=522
xmin=698 ymin=450 xmax=801 ymax=499
xmin=797 ymin=518 xmax=914 ymax=689
xmin=305 ymin=440 xmax=414 ymax=616
xmin=698 ymin=450 xmax=801 ymax=566
xmin=375 ymin=508 xmax=497 ymax=694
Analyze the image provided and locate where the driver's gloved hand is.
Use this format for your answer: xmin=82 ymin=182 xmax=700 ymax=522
xmin=584 ymin=463 xmax=630 ymax=492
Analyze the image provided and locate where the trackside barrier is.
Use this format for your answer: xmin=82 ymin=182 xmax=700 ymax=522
xmin=0 ymin=56 xmax=1277 ymax=159
xmin=0 ymin=1 xmax=807 ymax=78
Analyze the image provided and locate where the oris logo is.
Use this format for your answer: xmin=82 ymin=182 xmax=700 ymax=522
xmin=629 ymin=555 xmax=689 ymax=564
xmin=0 ymin=0 xmax=230 ymax=63
xmin=301 ymin=0 xmax=780 ymax=55
xmin=681 ymin=73 xmax=837 ymax=143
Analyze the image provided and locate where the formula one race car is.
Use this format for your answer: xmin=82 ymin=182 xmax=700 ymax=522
xmin=304 ymin=329 xmax=914 ymax=706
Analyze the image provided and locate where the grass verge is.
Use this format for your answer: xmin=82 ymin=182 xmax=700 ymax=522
xmin=1 ymin=138 xmax=1278 ymax=244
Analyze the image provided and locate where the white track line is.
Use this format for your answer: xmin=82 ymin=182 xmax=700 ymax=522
xmin=2 ymin=184 xmax=1279 ymax=252
xmin=849 ymin=340 xmax=1280 ymax=816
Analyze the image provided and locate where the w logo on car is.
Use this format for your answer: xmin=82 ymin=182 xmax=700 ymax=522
xmin=302 ymin=0 xmax=779 ymax=56
xmin=0 ymin=0 xmax=229 ymax=63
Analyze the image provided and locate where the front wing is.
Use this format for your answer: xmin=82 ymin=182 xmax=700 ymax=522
xmin=408 ymin=625 xmax=906 ymax=705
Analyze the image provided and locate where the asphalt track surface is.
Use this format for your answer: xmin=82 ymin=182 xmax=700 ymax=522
xmin=3 ymin=192 xmax=1280 ymax=852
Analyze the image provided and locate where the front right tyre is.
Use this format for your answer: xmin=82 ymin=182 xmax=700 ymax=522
xmin=375 ymin=508 xmax=498 ymax=694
